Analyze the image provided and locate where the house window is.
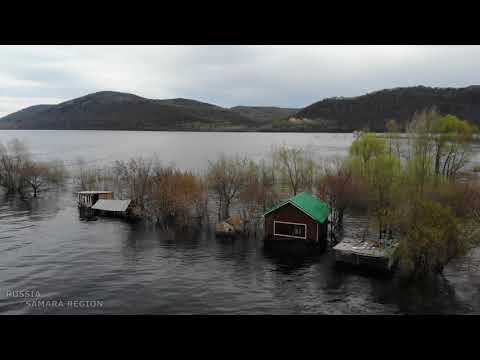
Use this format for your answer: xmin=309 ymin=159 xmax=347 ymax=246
xmin=273 ymin=221 xmax=307 ymax=239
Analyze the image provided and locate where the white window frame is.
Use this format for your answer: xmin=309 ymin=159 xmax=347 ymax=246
xmin=273 ymin=220 xmax=307 ymax=239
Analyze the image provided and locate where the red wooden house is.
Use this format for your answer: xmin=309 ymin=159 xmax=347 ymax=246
xmin=263 ymin=192 xmax=330 ymax=250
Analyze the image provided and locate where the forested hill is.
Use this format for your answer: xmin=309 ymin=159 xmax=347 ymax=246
xmin=230 ymin=106 xmax=299 ymax=123
xmin=0 ymin=91 xmax=257 ymax=131
xmin=294 ymin=86 xmax=480 ymax=131
xmin=2 ymin=86 xmax=480 ymax=132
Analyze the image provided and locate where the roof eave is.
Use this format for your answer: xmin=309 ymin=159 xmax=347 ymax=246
xmin=263 ymin=200 xmax=329 ymax=223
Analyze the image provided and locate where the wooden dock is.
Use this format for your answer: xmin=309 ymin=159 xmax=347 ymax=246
xmin=332 ymin=240 xmax=397 ymax=272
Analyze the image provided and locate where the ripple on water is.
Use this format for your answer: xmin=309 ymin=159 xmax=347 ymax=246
xmin=1 ymin=132 xmax=480 ymax=314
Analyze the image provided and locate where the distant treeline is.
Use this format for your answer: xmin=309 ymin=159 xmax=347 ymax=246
xmin=296 ymin=86 xmax=480 ymax=132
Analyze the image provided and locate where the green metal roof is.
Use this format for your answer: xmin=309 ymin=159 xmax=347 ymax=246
xmin=263 ymin=192 xmax=330 ymax=223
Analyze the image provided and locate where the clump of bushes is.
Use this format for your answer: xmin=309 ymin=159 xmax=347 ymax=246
xmin=332 ymin=111 xmax=480 ymax=277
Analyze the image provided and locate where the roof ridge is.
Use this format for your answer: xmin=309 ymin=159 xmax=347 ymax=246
xmin=263 ymin=191 xmax=330 ymax=223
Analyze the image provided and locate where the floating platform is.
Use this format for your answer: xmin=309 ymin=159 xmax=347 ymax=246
xmin=332 ymin=240 xmax=397 ymax=272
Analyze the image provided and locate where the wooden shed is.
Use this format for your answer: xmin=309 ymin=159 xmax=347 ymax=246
xmin=263 ymin=192 xmax=330 ymax=249
xmin=77 ymin=191 xmax=113 ymax=208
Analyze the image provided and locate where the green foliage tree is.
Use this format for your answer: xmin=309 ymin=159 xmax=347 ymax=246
xmin=349 ymin=132 xmax=387 ymax=175
xmin=365 ymin=153 xmax=403 ymax=240
xmin=406 ymin=109 xmax=476 ymax=181
xmin=385 ymin=119 xmax=402 ymax=157
xmin=344 ymin=123 xmax=480 ymax=276
xmin=395 ymin=200 xmax=459 ymax=277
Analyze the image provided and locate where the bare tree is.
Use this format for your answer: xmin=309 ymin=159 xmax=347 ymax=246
xmin=316 ymin=158 xmax=356 ymax=233
xmin=24 ymin=159 xmax=67 ymax=197
xmin=207 ymin=155 xmax=249 ymax=220
xmin=238 ymin=159 xmax=278 ymax=235
xmin=0 ymin=139 xmax=31 ymax=195
xmin=148 ymin=166 xmax=207 ymax=228
xmin=74 ymin=157 xmax=112 ymax=191
xmin=272 ymin=144 xmax=316 ymax=195
xmin=113 ymin=157 xmax=157 ymax=214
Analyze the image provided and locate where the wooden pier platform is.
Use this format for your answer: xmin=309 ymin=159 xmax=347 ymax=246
xmin=333 ymin=240 xmax=397 ymax=272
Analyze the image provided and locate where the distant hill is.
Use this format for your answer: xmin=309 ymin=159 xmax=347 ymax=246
xmin=0 ymin=104 xmax=55 ymax=128
xmin=0 ymin=91 xmax=256 ymax=131
xmin=3 ymin=86 xmax=480 ymax=132
xmin=294 ymin=86 xmax=480 ymax=132
xmin=230 ymin=106 xmax=299 ymax=123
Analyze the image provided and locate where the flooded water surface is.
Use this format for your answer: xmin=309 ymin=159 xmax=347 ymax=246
xmin=0 ymin=130 xmax=479 ymax=314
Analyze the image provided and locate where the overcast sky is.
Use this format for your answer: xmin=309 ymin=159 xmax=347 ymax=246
xmin=0 ymin=45 xmax=479 ymax=117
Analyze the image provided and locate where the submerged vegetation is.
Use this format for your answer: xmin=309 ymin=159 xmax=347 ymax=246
xmin=0 ymin=139 xmax=67 ymax=197
xmin=341 ymin=110 xmax=480 ymax=277
xmin=1 ymin=108 xmax=479 ymax=279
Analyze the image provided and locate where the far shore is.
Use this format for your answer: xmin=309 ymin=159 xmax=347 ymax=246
xmin=0 ymin=128 xmax=372 ymax=133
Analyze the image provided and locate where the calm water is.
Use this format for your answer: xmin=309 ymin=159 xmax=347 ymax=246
xmin=0 ymin=130 xmax=479 ymax=314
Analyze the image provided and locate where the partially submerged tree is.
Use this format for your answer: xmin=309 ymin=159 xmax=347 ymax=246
xmin=21 ymin=160 xmax=67 ymax=197
xmin=113 ymin=157 xmax=157 ymax=213
xmin=149 ymin=166 xmax=206 ymax=228
xmin=348 ymin=131 xmax=387 ymax=175
xmin=272 ymin=144 xmax=316 ymax=195
xmin=238 ymin=159 xmax=278 ymax=235
xmin=74 ymin=157 xmax=112 ymax=191
xmin=385 ymin=118 xmax=402 ymax=158
xmin=316 ymin=158 xmax=357 ymax=233
xmin=0 ymin=139 xmax=67 ymax=197
xmin=207 ymin=155 xmax=249 ymax=220
xmin=395 ymin=200 xmax=459 ymax=277
xmin=0 ymin=139 xmax=31 ymax=194
xmin=365 ymin=153 xmax=403 ymax=240
xmin=347 ymin=132 xmax=404 ymax=240
xmin=406 ymin=109 xmax=476 ymax=181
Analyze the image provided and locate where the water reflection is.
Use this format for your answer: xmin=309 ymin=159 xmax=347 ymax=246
xmin=0 ymin=187 xmax=478 ymax=314
xmin=1 ymin=131 xmax=480 ymax=314
xmin=1 ymin=192 xmax=63 ymax=223
xmin=78 ymin=208 xmax=98 ymax=221
xmin=370 ymin=275 xmax=465 ymax=314
xmin=262 ymin=241 xmax=325 ymax=275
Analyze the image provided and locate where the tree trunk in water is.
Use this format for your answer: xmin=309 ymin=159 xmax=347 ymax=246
xmin=435 ymin=146 xmax=441 ymax=176
xmin=222 ymin=200 xmax=230 ymax=220
xmin=338 ymin=208 xmax=344 ymax=229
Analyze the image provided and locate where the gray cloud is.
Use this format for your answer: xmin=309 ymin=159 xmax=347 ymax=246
xmin=0 ymin=45 xmax=479 ymax=117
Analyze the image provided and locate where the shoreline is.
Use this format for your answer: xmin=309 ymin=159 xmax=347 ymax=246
xmin=0 ymin=128 xmax=369 ymax=133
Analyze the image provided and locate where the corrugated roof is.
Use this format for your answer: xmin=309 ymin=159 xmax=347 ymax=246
xmin=92 ymin=199 xmax=131 ymax=212
xmin=263 ymin=192 xmax=330 ymax=223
